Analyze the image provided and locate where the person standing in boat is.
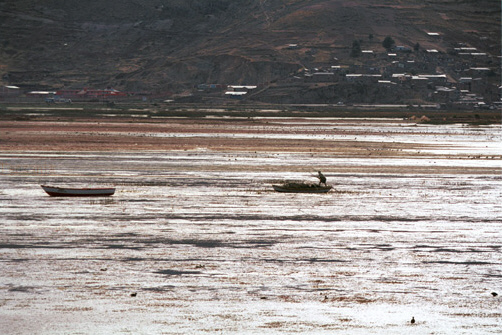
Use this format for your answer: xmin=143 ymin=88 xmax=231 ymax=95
xmin=317 ymin=171 xmax=327 ymax=186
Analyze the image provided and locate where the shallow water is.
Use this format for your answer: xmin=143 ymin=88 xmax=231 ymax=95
xmin=0 ymin=120 xmax=501 ymax=334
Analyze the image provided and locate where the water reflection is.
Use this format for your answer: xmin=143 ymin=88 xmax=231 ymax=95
xmin=0 ymin=121 xmax=500 ymax=334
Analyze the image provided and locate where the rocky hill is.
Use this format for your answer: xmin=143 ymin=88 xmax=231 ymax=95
xmin=1 ymin=0 xmax=500 ymax=104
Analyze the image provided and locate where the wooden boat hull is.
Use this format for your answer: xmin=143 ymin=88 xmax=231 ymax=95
xmin=41 ymin=185 xmax=115 ymax=197
xmin=272 ymin=184 xmax=332 ymax=193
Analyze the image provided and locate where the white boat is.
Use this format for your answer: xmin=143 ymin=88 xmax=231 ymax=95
xmin=41 ymin=185 xmax=115 ymax=197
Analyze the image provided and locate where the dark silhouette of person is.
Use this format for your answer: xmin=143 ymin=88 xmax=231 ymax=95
xmin=317 ymin=171 xmax=327 ymax=186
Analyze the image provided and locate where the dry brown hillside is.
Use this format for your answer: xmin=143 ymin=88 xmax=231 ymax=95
xmin=0 ymin=0 xmax=499 ymax=102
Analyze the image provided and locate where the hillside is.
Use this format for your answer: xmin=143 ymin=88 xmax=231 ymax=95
xmin=0 ymin=0 xmax=500 ymax=104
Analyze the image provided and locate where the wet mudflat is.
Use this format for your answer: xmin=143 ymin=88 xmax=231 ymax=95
xmin=0 ymin=117 xmax=501 ymax=334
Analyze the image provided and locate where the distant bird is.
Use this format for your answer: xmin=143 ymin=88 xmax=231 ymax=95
xmin=411 ymin=316 xmax=415 ymax=324
xmin=491 ymin=292 xmax=498 ymax=297
xmin=317 ymin=171 xmax=327 ymax=186
xmin=130 ymin=292 xmax=137 ymax=297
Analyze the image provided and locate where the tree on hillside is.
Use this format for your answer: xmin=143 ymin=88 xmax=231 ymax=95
xmin=350 ymin=40 xmax=362 ymax=57
xmin=382 ymin=36 xmax=395 ymax=50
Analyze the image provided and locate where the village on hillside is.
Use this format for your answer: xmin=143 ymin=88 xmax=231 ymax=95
xmin=1 ymin=32 xmax=500 ymax=110
xmin=194 ymin=33 xmax=500 ymax=109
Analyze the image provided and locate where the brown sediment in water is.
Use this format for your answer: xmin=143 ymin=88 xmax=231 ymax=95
xmin=1 ymin=115 xmax=500 ymax=175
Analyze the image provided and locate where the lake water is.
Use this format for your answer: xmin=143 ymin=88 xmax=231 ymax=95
xmin=1 ymin=119 xmax=501 ymax=334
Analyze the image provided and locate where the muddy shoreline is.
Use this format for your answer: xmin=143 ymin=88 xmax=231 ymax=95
xmin=2 ymin=110 xmax=501 ymax=175
xmin=1 ymin=103 xmax=500 ymax=123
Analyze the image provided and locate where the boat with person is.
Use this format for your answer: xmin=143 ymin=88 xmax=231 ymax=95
xmin=273 ymin=171 xmax=331 ymax=193
xmin=41 ymin=185 xmax=116 ymax=197
xmin=272 ymin=182 xmax=332 ymax=193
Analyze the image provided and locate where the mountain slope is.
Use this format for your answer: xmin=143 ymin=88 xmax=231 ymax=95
xmin=1 ymin=0 xmax=500 ymax=96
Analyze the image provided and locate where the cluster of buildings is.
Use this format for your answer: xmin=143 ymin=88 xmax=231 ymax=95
xmin=293 ymin=39 xmax=500 ymax=108
xmin=1 ymin=32 xmax=499 ymax=109
xmin=193 ymin=33 xmax=499 ymax=108
xmin=0 ymin=87 xmax=151 ymax=103
xmin=196 ymin=84 xmax=258 ymax=100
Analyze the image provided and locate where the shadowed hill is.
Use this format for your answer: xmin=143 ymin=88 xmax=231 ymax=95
xmin=0 ymin=0 xmax=500 ymax=97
